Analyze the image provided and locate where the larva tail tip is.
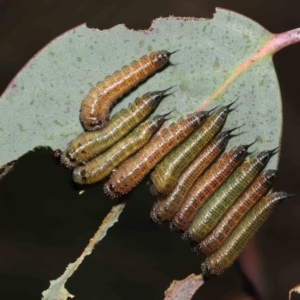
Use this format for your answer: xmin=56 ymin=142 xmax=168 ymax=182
xmin=225 ymin=96 xmax=240 ymax=110
xmin=207 ymin=105 xmax=221 ymax=115
xmin=152 ymin=113 xmax=171 ymax=126
xmin=244 ymin=139 xmax=257 ymax=149
xmin=161 ymin=110 xmax=175 ymax=120
xmin=159 ymin=86 xmax=175 ymax=95
xmin=274 ymin=191 xmax=295 ymax=203
xmin=265 ymin=169 xmax=278 ymax=178
xmin=285 ymin=192 xmax=295 ymax=199
xmin=168 ymin=50 xmax=180 ymax=56
xmin=226 ymin=125 xmax=243 ymax=136
xmin=257 ymin=148 xmax=277 ymax=164
xmin=268 ymin=146 xmax=280 ymax=156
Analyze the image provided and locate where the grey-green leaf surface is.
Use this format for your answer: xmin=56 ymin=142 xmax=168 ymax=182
xmin=0 ymin=8 xmax=281 ymax=169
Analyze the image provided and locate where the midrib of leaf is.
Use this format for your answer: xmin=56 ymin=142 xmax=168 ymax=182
xmin=199 ymin=28 xmax=300 ymax=111
xmin=198 ymin=37 xmax=273 ymax=111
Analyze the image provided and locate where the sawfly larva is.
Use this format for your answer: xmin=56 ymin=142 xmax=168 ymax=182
xmin=80 ymin=50 xmax=176 ymax=131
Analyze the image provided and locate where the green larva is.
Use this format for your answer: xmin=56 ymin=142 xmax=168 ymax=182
xmin=201 ymin=192 xmax=294 ymax=277
xmin=72 ymin=114 xmax=167 ymax=185
xmin=57 ymin=89 xmax=170 ymax=168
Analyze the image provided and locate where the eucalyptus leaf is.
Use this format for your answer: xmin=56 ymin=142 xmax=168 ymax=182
xmin=0 ymin=8 xmax=285 ymax=169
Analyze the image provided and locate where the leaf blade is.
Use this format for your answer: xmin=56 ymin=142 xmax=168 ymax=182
xmin=0 ymin=9 xmax=284 ymax=171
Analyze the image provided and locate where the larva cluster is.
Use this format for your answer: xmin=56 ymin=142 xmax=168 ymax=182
xmin=149 ymin=139 xmax=292 ymax=276
xmin=150 ymin=103 xmax=234 ymax=196
xmin=170 ymin=143 xmax=253 ymax=232
xmin=72 ymin=114 xmax=167 ymax=185
xmin=184 ymin=149 xmax=277 ymax=243
xmin=197 ymin=169 xmax=277 ymax=255
xmin=201 ymin=192 xmax=294 ymax=276
xmin=150 ymin=129 xmax=236 ymax=224
xmin=59 ymin=89 xmax=171 ymax=168
xmin=103 ymin=110 xmax=209 ymax=198
xmin=54 ymin=49 xmax=179 ymax=190
xmin=53 ymin=50 xmax=292 ymax=279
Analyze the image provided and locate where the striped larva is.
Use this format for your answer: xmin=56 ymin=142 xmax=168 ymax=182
xmin=185 ymin=149 xmax=277 ymax=243
xmin=150 ymin=129 xmax=235 ymax=224
xmin=150 ymin=102 xmax=235 ymax=196
xmin=72 ymin=114 xmax=167 ymax=185
xmin=80 ymin=50 xmax=176 ymax=131
xmin=103 ymin=110 xmax=210 ymax=198
xmin=201 ymin=192 xmax=294 ymax=277
xmin=197 ymin=169 xmax=277 ymax=255
xmin=58 ymin=89 xmax=170 ymax=168
xmin=170 ymin=143 xmax=252 ymax=232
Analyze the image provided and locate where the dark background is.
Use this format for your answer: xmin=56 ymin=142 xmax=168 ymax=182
xmin=1 ymin=1 xmax=300 ymax=299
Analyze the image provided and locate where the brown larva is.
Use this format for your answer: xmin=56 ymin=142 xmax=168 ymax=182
xmin=150 ymin=102 xmax=235 ymax=196
xmin=150 ymin=129 xmax=236 ymax=224
xmin=201 ymin=191 xmax=294 ymax=277
xmin=72 ymin=114 xmax=167 ymax=185
xmin=170 ymin=143 xmax=252 ymax=232
xmin=58 ymin=89 xmax=170 ymax=168
xmin=197 ymin=169 xmax=277 ymax=255
xmin=185 ymin=149 xmax=277 ymax=243
xmin=103 ymin=110 xmax=210 ymax=198
xmin=80 ymin=50 xmax=176 ymax=131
